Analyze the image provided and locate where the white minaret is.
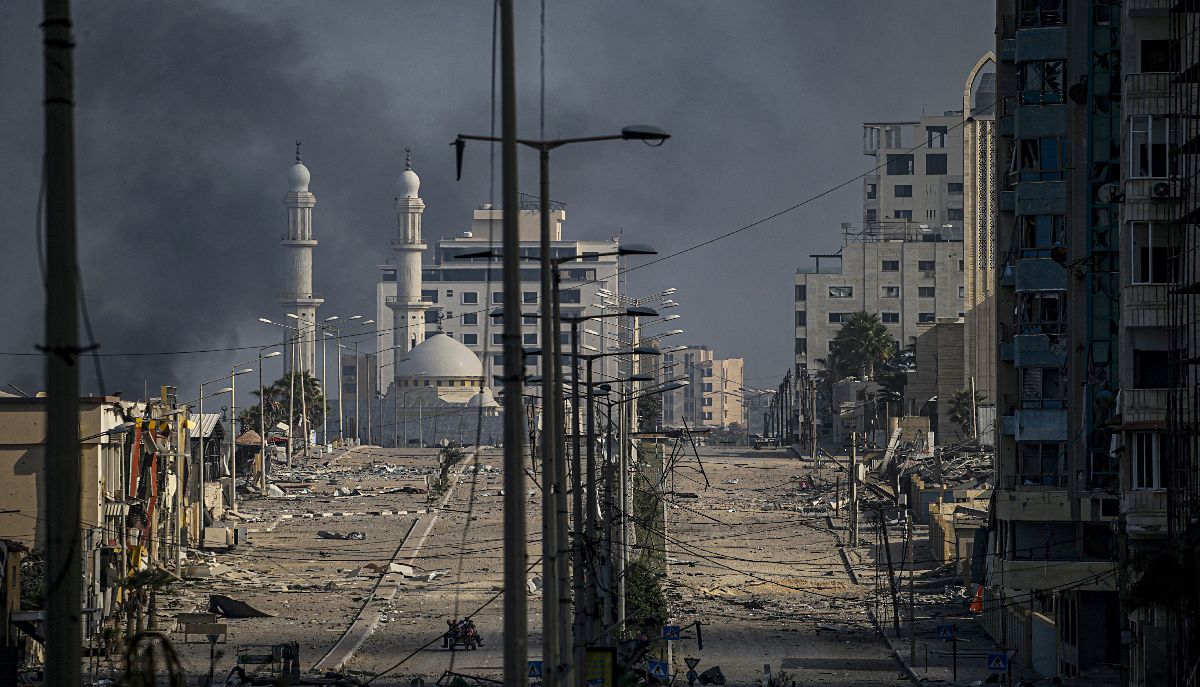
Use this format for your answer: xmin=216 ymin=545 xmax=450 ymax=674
xmin=279 ymin=141 xmax=323 ymax=373
xmin=387 ymin=148 xmax=428 ymax=386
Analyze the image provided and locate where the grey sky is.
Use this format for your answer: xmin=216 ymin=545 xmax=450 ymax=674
xmin=0 ymin=1 xmax=993 ymax=406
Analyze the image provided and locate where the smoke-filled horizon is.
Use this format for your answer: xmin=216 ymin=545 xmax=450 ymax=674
xmin=0 ymin=2 xmax=993 ymax=408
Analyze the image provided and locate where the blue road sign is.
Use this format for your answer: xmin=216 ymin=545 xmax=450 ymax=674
xmin=527 ymin=661 xmax=544 ymax=679
xmin=648 ymin=659 xmax=670 ymax=681
xmin=662 ymin=625 xmax=681 ymax=641
xmin=987 ymin=652 xmax=1008 ymax=672
xmin=936 ymin=624 xmax=955 ymax=641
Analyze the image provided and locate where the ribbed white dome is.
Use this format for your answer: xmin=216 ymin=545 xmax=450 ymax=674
xmin=395 ymin=334 xmax=483 ymax=379
xmin=288 ymin=162 xmax=311 ymax=192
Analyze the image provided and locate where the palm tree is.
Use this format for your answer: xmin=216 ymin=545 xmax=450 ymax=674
xmin=948 ymin=388 xmax=987 ymax=437
xmin=828 ymin=312 xmax=895 ymax=380
xmin=239 ymin=371 xmax=326 ymax=440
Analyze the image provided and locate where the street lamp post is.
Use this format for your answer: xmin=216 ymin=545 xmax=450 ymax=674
xmin=456 ymin=124 xmax=668 ymax=687
xmin=257 ymin=349 xmax=282 ymax=491
xmin=198 ymin=375 xmax=239 ymax=518
xmin=226 ymin=365 xmax=255 ymax=512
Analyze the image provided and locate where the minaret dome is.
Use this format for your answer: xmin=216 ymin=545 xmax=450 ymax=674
xmin=397 ymin=147 xmax=420 ymax=198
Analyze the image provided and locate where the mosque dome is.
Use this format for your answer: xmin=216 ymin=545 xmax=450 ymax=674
xmin=465 ymin=388 xmax=500 ymax=408
xmin=395 ymin=333 xmax=483 ymax=379
xmin=288 ymin=162 xmax=311 ymax=192
xmin=397 ymin=147 xmax=420 ymax=198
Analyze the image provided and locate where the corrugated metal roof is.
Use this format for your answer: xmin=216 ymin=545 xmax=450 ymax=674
xmin=188 ymin=413 xmax=223 ymax=438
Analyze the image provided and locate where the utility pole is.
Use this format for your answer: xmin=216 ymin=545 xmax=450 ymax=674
xmin=907 ymin=510 xmax=916 ymax=667
xmin=880 ymin=510 xmax=901 ymax=636
xmin=968 ymin=376 xmax=979 ymax=441
xmin=849 ymin=431 xmax=858 ymax=546
xmin=497 ymin=1 xmax=528 ymax=684
xmin=42 ymin=1 xmax=82 ymax=684
xmin=538 ymin=146 xmax=561 ymax=687
xmin=808 ymin=375 xmax=818 ymax=466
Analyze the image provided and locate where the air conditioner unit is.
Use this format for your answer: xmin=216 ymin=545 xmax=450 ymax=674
xmin=1151 ymin=180 xmax=1181 ymax=199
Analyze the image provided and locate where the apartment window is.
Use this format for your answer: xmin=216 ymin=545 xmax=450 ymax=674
xmin=1019 ymin=368 xmax=1065 ymax=409
xmin=882 ymin=260 xmax=900 ymax=272
xmin=493 ymin=354 xmax=504 ymax=366
xmin=523 ymin=291 xmax=538 ymax=304
xmin=1131 ymin=433 xmax=1163 ymax=490
xmin=1018 ymin=0 xmax=1065 ymax=27
xmin=947 ymin=208 xmax=964 ymax=221
xmin=794 ymin=338 xmax=807 ymax=355
xmin=1134 ymin=346 xmax=1172 ymax=388
xmin=866 ymin=183 xmax=877 ymax=200
xmin=342 ymin=365 xmax=357 ymax=376
xmin=560 ymin=290 xmax=581 ymax=304
xmin=1018 ymin=443 xmax=1065 ymax=486
xmin=493 ymin=333 xmax=504 ymax=346
xmin=959 ymin=260 xmax=965 ymax=271
xmin=882 ymin=312 xmax=900 ymax=324
xmin=927 ymin=126 xmax=947 ymax=149
xmin=703 ymin=398 xmax=713 ymax=407
xmin=491 ymin=314 xmax=503 ymax=326
xmin=523 ymin=315 xmax=538 ymax=325
xmin=1141 ymin=39 xmax=1173 ymax=73
xmin=886 ymin=154 xmax=914 ymax=175
xmin=895 ymin=210 xmax=913 ymax=220
xmin=581 ymin=252 xmax=600 ymax=262
xmin=881 ymin=285 xmax=900 ymax=298
xmin=703 ymin=383 xmax=713 ymax=392
xmin=947 ymin=182 xmax=964 ymax=194
xmin=865 ymin=208 xmax=878 ymax=222
xmin=918 ymin=312 xmax=936 ymax=323
xmin=1017 ymin=293 xmax=1065 ymax=334
xmin=703 ymin=412 xmax=713 ymax=421
xmin=492 ymin=291 xmax=504 ymax=304
xmin=1130 ymin=116 xmax=1170 ymax=178
xmin=523 ymin=333 xmax=538 ymax=346
xmin=1132 ymin=222 xmax=1178 ymax=284
xmin=421 ymin=289 xmax=439 ymax=304
xmin=462 ymin=333 xmax=478 ymax=345
xmin=958 ymin=285 xmax=966 ymax=298
xmin=925 ymin=154 xmax=948 ymax=175
xmin=462 ymin=291 xmax=479 ymax=305
xmin=462 ymin=312 xmax=478 ymax=325
xmin=828 ymin=286 xmax=853 ymax=298
xmin=918 ymin=260 xmax=936 ymax=272
xmin=1020 ymin=215 xmax=1066 ymax=257
xmin=828 ymin=312 xmax=851 ymax=324
xmin=894 ymin=184 xmax=913 ymax=198
xmin=1014 ymin=137 xmax=1067 ymax=181
xmin=795 ymin=311 xmax=807 ymax=327
xmin=795 ymin=285 xmax=806 ymax=302
xmin=918 ymin=286 xmax=936 ymax=298
xmin=425 ymin=310 xmax=441 ymax=323
xmin=1019 ymin=60 xmax=1065 ymax=104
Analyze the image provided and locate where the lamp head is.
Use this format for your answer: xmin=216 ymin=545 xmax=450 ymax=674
xmin=626 ymin=306 xmax=659 ymax=317
xmin=264 ymin=351 xmax=283 ymax=359
xmin=258 ymin=317 xmax=273 ymax=324
xmin=620 ymin=125 xmax=670 ymax=145
xmin=617 ymin=243 xmax=657 ymax=256
xmin=286 ymin=313 xmax=300 ymax=319
xmin=628 ymin=373 xmax=655 ymax=383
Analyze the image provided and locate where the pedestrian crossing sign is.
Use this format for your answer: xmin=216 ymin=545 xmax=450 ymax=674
xmin=648 ymin=659 xmax=670 ymax=681
xmin=662 ymin=625 xmax=681 ymax=641
xmin=527 ymin=661 xmax=544 ymax=679
xmin=987 ymin=652 xmax=1008 ymax=672
xmin=936 ymin=624 xmax=955 ymax=641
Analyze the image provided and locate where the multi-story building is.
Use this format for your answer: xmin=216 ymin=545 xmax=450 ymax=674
xmin=962 ymin=54 xmax=1000 ymax=428
xmin=793 ymin=223 xmax=967 ymax=377
xmin=795 ymin=112 xmax=968 ymax=383
xmin=1166 ymin=2 xmax=1200 ymax=682
xmin=986 ymin=1 xmax=1121 ymax=680
xmin=660 ymin=345 xmax=745 ymax=429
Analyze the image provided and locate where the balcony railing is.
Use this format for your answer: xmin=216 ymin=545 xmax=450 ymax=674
xmin=1124 ymin=72 xmax=1173 ymax=98
xmin=1007 ymin=474 xmax=1068 ymax=489
xmin=1122 ymin=388 xmax=1170 ymax=426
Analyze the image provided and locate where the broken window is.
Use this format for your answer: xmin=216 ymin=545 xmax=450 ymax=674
xmin=927 ymin=126 xmax=947 ymax=149
xmin=1019 ymin=368 xmax=1065 ymax=409
xmin=1020 ymin=214 xmax=1066 ymax=257
xmin=1013 ymin=522 xmax=1076 ymax=560
xmin=1130 ymin=116 xmax=1170 ymax=178
xmin=882 ymin=286 xmax=900 ymax=298
xmin=1017 ymin=293 xmax=1065 ymax=334
xmin=1018 ymin=0 xmax=1065 ymax=27
xmin=828 ymin=286 xmax=853 ymax=298
xmin=1017 ymin=443 xmax=1066 ymax=487
xmin=1019 ymin=60 xmax=1065 ymax=104
xmin=1014 ymin=137 xmax=1067 ymax=181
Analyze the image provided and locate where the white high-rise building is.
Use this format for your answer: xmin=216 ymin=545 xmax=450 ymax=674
xmin=278 ymin=145 xmax=323 ymax=373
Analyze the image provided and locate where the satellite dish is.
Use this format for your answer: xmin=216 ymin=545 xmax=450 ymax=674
xmin=1097 ymin=183 xmax=1122 ymax=204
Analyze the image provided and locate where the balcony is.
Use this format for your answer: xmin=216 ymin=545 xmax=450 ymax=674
xmin=1122 ymin=284 xmax=1169 ymax=327
xmin=1124 ymin=72 xmax=1172 ymax=100
xmin=1012 ymin=408 xmax=1068 ymax=441
xmin=994 ymin=559 xmax=1116 ymax=592
xmin=1016 ymin=181 xmax=1068 ymax=215
xmin=1015 ymin=26 xmax=1068 ymax=62
xmin=1015 ymin=258 xmax=1067 ymax=292
xmin=1013 ymin=334 xmax=1065 ymax=367
xmin=1122 ymin=388 xmax=1170 ymax=427
xmin=1124 ymin=489 xmax=1168 ymax=536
